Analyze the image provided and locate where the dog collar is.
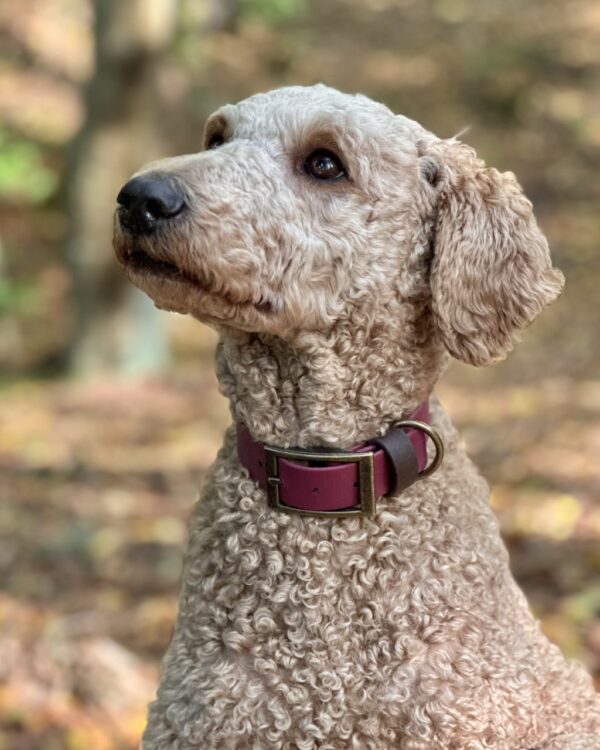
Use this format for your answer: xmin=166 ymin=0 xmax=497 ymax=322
xmin=236 ymin=401 xmax=443 ymax=518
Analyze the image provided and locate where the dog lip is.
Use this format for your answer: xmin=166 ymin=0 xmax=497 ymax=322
xmin=127 ymin=249 xmax=184 ymax=279
xmin=119 ymin=245 xmax=273 ymax=313
xmin=119 ymin=244 xmax=208 ymax=287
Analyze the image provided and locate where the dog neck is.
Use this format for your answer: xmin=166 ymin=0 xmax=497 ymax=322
xmin=215 ymin=312 xmax=445 ymax=449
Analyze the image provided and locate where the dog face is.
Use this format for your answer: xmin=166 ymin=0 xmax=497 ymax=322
xmin=114 ymin=84 xmax=563 ymax=365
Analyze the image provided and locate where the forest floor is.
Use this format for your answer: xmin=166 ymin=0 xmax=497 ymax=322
xmin=1 ymin=353 xmax=599 ymax=750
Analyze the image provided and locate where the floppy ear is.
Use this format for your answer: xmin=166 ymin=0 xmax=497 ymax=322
xmin=427 ymin=140 xmax=564 ymax=366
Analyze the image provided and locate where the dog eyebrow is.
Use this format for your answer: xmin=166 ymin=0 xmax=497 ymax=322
xmin=292 ymin=123 xmax=347 ymax=160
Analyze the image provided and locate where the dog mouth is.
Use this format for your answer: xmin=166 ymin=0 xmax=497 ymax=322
xmin=118 ymin=245 xmax=273 ymax=314
xmin=126 ymin=247 xmax=193 ymax=282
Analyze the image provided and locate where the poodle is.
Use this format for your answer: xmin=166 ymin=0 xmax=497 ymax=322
xmin=113 ymin=84 xmax=600 ymax=750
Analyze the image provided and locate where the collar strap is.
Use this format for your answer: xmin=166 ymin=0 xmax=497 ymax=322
xmin=236 ymin=401 xmax=443 ymax=518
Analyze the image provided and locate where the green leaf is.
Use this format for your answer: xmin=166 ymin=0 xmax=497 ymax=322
xmin=0 ymin=129 xmax=58 ymax=204
xmin=240 ymin=0 xmax=305 ymax=23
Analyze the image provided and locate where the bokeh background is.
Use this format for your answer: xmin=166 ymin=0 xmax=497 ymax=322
xmin=0 ymin=0 xmax=599 ymax=747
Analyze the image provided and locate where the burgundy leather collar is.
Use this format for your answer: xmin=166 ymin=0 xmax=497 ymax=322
xmin=236 ymin=401 xmax=443 ymax=518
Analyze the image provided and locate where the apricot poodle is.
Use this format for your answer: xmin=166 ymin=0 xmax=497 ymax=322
xmin=114 ymin=85 xmax=600 ymax=749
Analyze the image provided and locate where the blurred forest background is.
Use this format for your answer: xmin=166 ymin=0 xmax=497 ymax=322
xmin=0 ymin=0 xmax=599 ymax=747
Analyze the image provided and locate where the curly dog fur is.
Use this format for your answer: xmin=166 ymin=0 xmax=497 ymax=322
xmin=113 ymin=85 xmax=600 ymax=749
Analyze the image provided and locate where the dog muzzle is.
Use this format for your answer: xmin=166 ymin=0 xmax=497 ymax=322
xmin=236 ymin=401 xmax=443 ymax=518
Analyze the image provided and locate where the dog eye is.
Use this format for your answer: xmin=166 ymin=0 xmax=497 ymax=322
xmin=207 ymin=133 xmax=225 ymax=150
xmin=304 ymin=149 xmax=346 ymax=181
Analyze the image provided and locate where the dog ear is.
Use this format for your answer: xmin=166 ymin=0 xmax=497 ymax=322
xmin=425 ymin=140 xmax=565 ymax=366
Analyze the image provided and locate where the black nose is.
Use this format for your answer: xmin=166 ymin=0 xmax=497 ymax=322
xmin=117 ymin=173 xmax=185 ymax=235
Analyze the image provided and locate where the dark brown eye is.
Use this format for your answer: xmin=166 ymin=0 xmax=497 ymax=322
xmin=207 ymin=133 xmax=225 ymax=150
xmin=304 ymin=149 xmax=346 ymax=181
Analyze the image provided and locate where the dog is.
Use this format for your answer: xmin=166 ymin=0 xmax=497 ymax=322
xmin=114 ymin=85 xmax=600 ymax=749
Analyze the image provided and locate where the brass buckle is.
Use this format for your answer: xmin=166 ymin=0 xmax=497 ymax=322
xmin=392 ymin=419 xmax=444 ymax=478
xmin=263 ymin=445 xmax=376 ymax=518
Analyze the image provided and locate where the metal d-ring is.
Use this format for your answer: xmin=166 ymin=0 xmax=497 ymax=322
xmin=392 ymin=419 xmax=444 ymax=478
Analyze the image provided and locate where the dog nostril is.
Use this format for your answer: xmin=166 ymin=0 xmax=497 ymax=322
xmin=116 ymin=186 xmax=133 ymax=210
xmin=145 ymin=196 xmax=175 ymax=220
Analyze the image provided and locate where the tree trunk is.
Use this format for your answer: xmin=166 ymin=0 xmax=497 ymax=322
xmin=65 ymin=0 xmax=178 ymax=374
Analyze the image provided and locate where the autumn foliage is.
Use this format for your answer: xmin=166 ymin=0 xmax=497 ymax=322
xmin=1 ymin=0 xmax=599 ymax=747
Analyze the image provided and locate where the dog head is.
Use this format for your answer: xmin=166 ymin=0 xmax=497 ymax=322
xmin=114 ymin=84 xmax=563 ymax=367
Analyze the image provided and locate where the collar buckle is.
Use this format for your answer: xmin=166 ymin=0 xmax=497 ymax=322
xmin=264 ymin=445 xmax=376 ymax=518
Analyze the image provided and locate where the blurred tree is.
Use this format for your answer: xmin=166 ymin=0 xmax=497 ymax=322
xmin=65 ymin=0 xmax=180 ymax=373
xmin=1 ymin=3 xmax=600 ymax=748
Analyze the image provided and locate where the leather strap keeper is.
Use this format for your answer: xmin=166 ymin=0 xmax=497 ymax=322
xmin=370 ymin=427 xmax=419 ymax=495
